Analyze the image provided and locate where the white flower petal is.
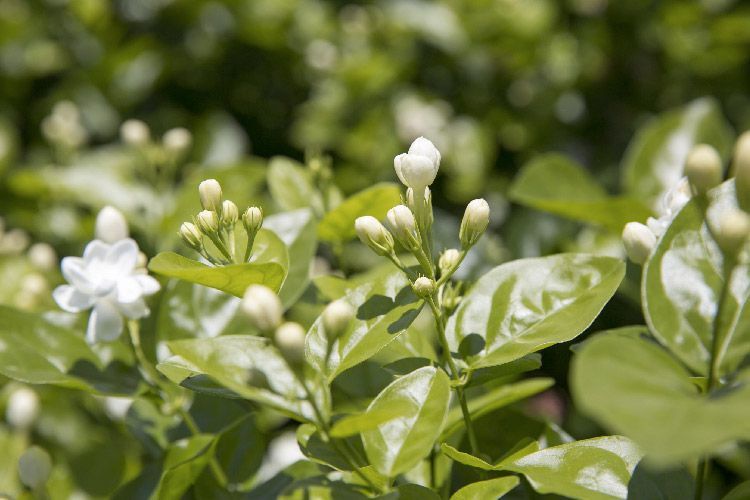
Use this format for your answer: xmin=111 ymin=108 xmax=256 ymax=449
xmin=86 ymin=301 xmax=123 ymax=344
xmin=393 ymin=153 xmax=408 ymax=186
xmin=118 ymin=298 xmax=149 ymax=319
xmin=116 ymin=277 xmax=143 ymax=304
xmin=408 ymin=136 xmax=441 ymax=167
xmin=135 ymin=275 xmax=160 ymax=295
xmin=83 ymin=240 xmax=110 ymax=264
xmin=53 ymin=285 xmax=95 ymax=312
xmin=61 ymin=257 xmax=95 ymax=293
xmin=400 ymin=153 xmax=438 ymax=189
xmin=105 ymin=239 xmax=138 ymax=272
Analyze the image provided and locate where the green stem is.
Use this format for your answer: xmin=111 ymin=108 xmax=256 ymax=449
xmin=207 ymin=232 xmax=233 ymax=262
xmin=243 ymin=232 xmax=256 ymax=263
xmin=694 ymin=458 xmax=707 ymax=500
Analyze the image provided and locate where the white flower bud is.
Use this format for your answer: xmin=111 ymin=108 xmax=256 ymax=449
xmin=274 ymin=322 xmax=306 ymax=365
xmin=408 ymin=136 xmax=441 ymax=168
xmin=198 ymin=179 xmax=223 ymax=214
xmin=412 ymin=276 xmax=436 ymax=298
xmin=685 ymin=144 xmax=723 ymax=195
xmin=27 ymin=243 xmax=57 ymax=271
xmin=355 ymin=216 xmax=395 ymax=256
xmin=136 ymin=251 xmax=148 ymax=270
xmin=18 ymin=446 xmax=52 ymax=489
xmin=6 ymin=387 xmax=39 ymax=429
xmin=733 ymin=131 xmax=750 ymax=212
xmin=439 ymin=248 xmax=461 ymax=274
xmin=386 ymin=205 xmax=421 ymax=251
xmin=195 ymin=210 xmax=219 ymax=235
xmin=120 ymin=119 xmax=150 ymax=146
xmin=394 ymin=153 xmax=438 ymax=192
xmin=622 ymin=222 xmax=656 ymax=265
xmin=242 ymin=206 xmax=263 ymax=236
xmin=322 ymin=299 xmax=354 ymax=343
xmin=95 ymin=206 xmax=129 ymax=243
xmin=242 ymin=285 xmax=283 ymax=333
xmin=713 ymin=209 xmax=750 ymax=256
xmin=163 ymin=127 xmax=192 ymax=153
xmin=459 ymin=199 xmax=490 ymax=249
xmin=179 ymin=222 xmax=203 ymax=249
xmin=222 ymin=200 xmax=239 ymax=226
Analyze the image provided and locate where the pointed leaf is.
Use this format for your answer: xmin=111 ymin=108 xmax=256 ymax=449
xmin=450 ymin=476 xmax=519 ymax=500
xmin=318 ymin=183 xmax=402 ymax=243
xmin=152 ymin=434 xmax=214 ymax=500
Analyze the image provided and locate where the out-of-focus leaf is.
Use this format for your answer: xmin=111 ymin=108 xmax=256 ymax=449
xmin=724 ymin=480 xmax=750 ymax=500
xmin=626 ymin=463 xmax=694 ymax=500
xmin=379 ymin=484 xmax=442 ymax=499
xmin=446 ymin=254 xmax=624 ymax=370
xmin=213 ymin=415 xmax=265 ymax=487
xmin=246 ymin=461 xmax=322 ymax=499
xmin=362 ymin=366 xmax=451 ymax=477
xmin=509 ymin=153 xmax=653 ymax=232
xmin=267 ymin=157 xmax=321 ymax=212
xmin=450 ymin=476 xmax=519 ymax=500
xmin=318 ymin=183 xmax=401 ymax=243
xmin=152 ymin=435 xmax=214 ymax=500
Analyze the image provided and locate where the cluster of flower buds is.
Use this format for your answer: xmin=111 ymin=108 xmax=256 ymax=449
xmin=120 ymin=119 xmax=193 ymax=158
xmin=179 ymin=179 xmax=264 ymax=265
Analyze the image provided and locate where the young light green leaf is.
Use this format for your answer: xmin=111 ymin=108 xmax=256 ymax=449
xmin=318 ymin=183 xmax=401 ymax=243
xmin=267 ymin=156 xmax=321 ymax=212
xmin=450 ymin=476 xmax=519 ymax=500
xmin=509 ymin=154 xmax=652 ymax=232
xmin=330 ymin=406 xmax=410 ymax=438
xmin=362 ymin=366 xmax=451 ymax=477
xmin=446 ymin=254 xmax=624 ymax=369
xmin=151 ymin=434 xmax=214 ymax=500
xmin=440 ymin=440 xmax=539 ymax=471
xmin=572 ymin=333 xmax=750 ymax=464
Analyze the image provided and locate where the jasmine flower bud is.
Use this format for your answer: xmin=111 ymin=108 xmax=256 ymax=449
xmin=222 ymin=200 xmax=239 ymax=226
xmin=242 ymin=206 xmax=263 ymax=236
xmin=120 ymin=119 xmax=150 ymax=146
xmin=95 ymin=206 xmax=129 ymax=243
xmin=439 ymin=248 xmax=461 ymax=274
xmin=622 ymin=222 xmax=656 ymax=265
xmin=386 ymin=204 xmax=421 ymax=251
xmin=198 ymin=179 xmax=223 ymax=214
xmin=355 ymin=216 xmax=395 ymax=256
xmin=242 ymin=285 xmax=283 ymax=334
xmin=322 ymin=299 xmax=354 ymax=343
xmin=18 ymin=447 xmax=52 ymax=490
xmin=6 ymin=386 xmax=39 ymax=429
xmin=274 ymin=322 xmax=307 ymax=365
xmin=713 ymin=209 xmax=750 ymax=257
xmin=413 ymin=276 xmax=436 ymax=298
xmin=394 ymin=137 xmax=441 ymax=193
xmin=459 ymin=199 xmax=490 ymax=249
xmin=27 ymin=243 xmax=56 ymax=271
xmin=685 ymin=144 xmax=723 ymax=195
xmin=195 ymin=210 xmax=219 ymax=235
xmin=163 ymin=127 xmax=192 ymax=154
xmin=179 ymin=222 xmax=203 ymax=250
xmin=733 ymin=131 xmax=750 ymax=212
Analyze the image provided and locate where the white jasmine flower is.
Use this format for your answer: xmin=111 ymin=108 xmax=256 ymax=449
xmin=53 ymin=239 xmax=160 ymax=344
xmin=394 ymin=137 xmax=441 ymax=193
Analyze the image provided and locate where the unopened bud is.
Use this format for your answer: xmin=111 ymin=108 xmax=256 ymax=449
xmin=6 ymin=387 xmax=39 ymax=429
xmin=685 ymin=144 xmax=723 ymax=195
xmin=439 ymin=248 xmax=461 ymax=274
xmin=413 ymin=276 xmax=436 ymax=298
xmin=27 ymin=243 xmax=56 ymax=271
xmin=179 ymin=222 xmax=202 ymax=249
xmin=274 ymin=322 xmax=306 ymax=365
xmin=322 ymin=299 xmax=354 ymax=343
xmin=355 ymin=216 xmax=394 ymax=256
xmin=163 ymin=127 xmax=192 ymax=154
xmin=120 ymin=119 xmax=150 ymax=146
xmin=18 ymin=446 xmax=52 ymax=489
xmin=713 ymin=209 xmax=750 ymax=256
xmin=386 ymin=205 xmax=421 ymax=251
xmin=242 ymin=285 xmax=283 ymax=333
xmin=459 ymin=199 xmax=490 ymax=249
xmin=198 ymin=179 xmax=223 ymax=214
xmin=242 ymin=206 xmax=263 ymax=236
xmin=222 ymin=200 xmax=239 ymax=226
xmin=195 ymin=210 xmax=219 ymax=235
xmin=733 ymin=131 xmax=750 ymax=212
xmin=394 ymin=137 xmax=441 ymax=192
xmin=622 ymin=222 xmax=656 ymax=265
xmin=95 ymin=206 xmax=129 ymax=243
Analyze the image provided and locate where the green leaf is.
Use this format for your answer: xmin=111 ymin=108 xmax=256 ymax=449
xmin=571 ymin=333 xmax=750 ymax=464
xmin=362 ymin=366 xmax=451 ymax=477
xmin=622 ymin=97 xmax=734 ymax=207
xmin=148 ymin=252 xmax=285 ymax=297
xmin=267 ymin=156 xmax=321 ymax=212
xmin=509 ymin=154 xmax=653 ymax=232
xmin=213 ymin=415 xmax=264 ymax=486
xmin=265 ymin=208 xmax=318 ymax=307
xmin=318 ymin=183 xmax=402 ymax=243
xmin=440 ymin=440 xmax=539 ymax=471
xmin=306 ymin=266 xmax=422 ymax=380
xmin=440 ymin=378 xmax=554 ymax=440
xmin=330 ymin=406 xmax=410 ymax=438
xmin=450 ymin=476 xmax=519 ymax=500
xmin=0 ymin=306 xmax=139 ymax=394
xmin=151 ymin=435 xmax=214 ymax=500
xmin=446 ymin=253 xmax=625 ymax=369
xmin=379 ymin=484 xmax=442 ymax=499
xmin=643 ymin=180 xmax=750 ymax=377
xmin=724 ymin=480 xmax=750 ymax=500
xmin=247 ymin=461 xmax=322 ymax=499
xmin=626 ymin=463 xmax=694 ymax=500
xmin=499 ymin=436 xmax=641 ymax=499
xmin=157 ymin=335 xmax=316 ymax=421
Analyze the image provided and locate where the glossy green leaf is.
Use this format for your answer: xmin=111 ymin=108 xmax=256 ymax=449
xmin=499 ymin=436 xmax=641 ymax=500
xmin=509 ymin=154 xmax=652 ymax=232
xmin=267 ymin=156 xmax=322 ymax=212
xmin=446 ymin=253 xmax=625 ymax=369
xmin=306 ymin=266 xmax=422 ymax=380
xmin=330 ymin=406 xmax=410 ymax=438
xmin=440 ymin=440 xmax=539 ymax=471
xmin=0 ymin=306 xmax=139 ymax=394
xmin=318 ymin=183 xmax=402 ymax=243
xmin=157 ymin=335 xmax=316 ymax=421
xmin=643 ymin=180 xmax=750 ymax=377
xmin=450 ymin=476 xmax=519 ymax=500
xmin=265 ymin=208 xmax=318 ymax=307
xmin=247 ymin=461 xmax=322 ymax=499
xmin=441 ymin=378 xmax=554 ymax=440
xmin=622 ymin=97 xmax=734 ymax=207
xmin=213 ymin=415 xmax=265 ymax=486
xmin=571 ymin=333 xmax=750 ymax=464
xmin=151 ymin=434 xmax=214 ymax=500
xmin=362 ymin=366 xmax=451 ymax=477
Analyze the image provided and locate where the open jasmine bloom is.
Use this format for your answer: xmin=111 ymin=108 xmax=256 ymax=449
xmin=53 ymin=239 xmax=160 ymax=344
